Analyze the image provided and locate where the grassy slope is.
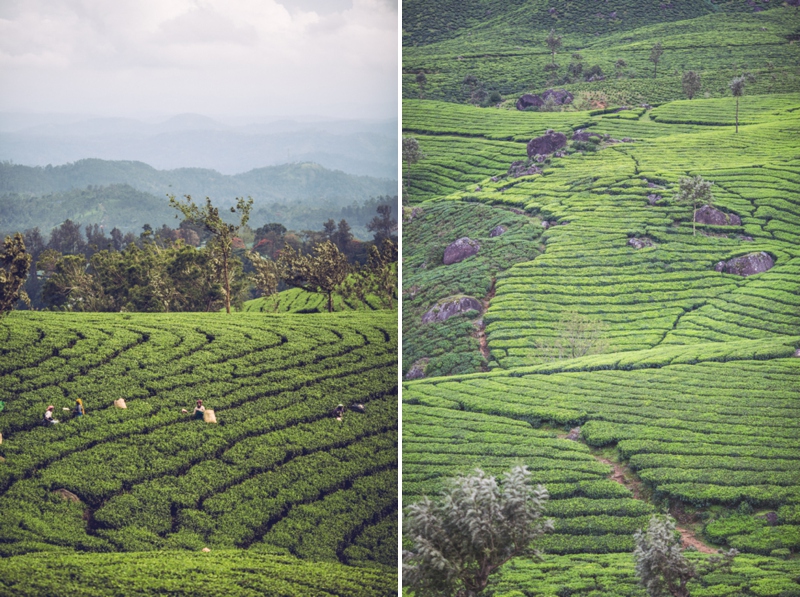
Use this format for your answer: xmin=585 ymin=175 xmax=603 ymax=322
xmin=403 ymin=3 xmax=800 ymax=594
xmin=0 ymin=311 xmax=397 ymax=595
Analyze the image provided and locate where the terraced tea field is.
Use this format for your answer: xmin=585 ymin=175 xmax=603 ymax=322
xmin=0 ymin=311 xmax=397 ymax=595
xmin=241 ymin=287 xmax=384 ymax=313
xmin=402 ymin=3 xmax=800 ymax=593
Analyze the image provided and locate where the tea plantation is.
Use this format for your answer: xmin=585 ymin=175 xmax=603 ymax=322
xmin=403 ymin=1 xmax=800 ymax=595
xmin=0 ymin=311 xmax=397 ymax=596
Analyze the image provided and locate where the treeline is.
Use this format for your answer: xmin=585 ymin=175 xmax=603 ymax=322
xmin=11 ymin=198 xmax=397 ymax=313
xmin=0 ymin=183 xmax=398 ymax=240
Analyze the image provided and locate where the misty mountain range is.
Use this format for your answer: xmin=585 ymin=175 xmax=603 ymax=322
xmin=0 ymin=112 xmax=398 ymax=179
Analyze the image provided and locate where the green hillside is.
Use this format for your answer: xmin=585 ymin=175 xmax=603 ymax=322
xmin=0 ymin=311 xmax=397 ymax=595
xmin=403 ymin=4 xmax=800 ymax=104
xmin=242 ymin=287 xmax=385 ymax=314
xmin=403 ymin=2 xmax=800 ymax=595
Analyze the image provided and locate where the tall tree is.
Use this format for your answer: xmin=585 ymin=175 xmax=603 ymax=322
xmin=545 ymin=29 xmax=562 ymax=64
xmin=169 ymin=194 xmax=253 ymax=314
xmin=416 ymin=71 xmax=427 ymax=99
xmin=335 ymin=218 xmax=353 ymax=255
xmin=682 ymin=71 xmax=701 ymax=100
xmin=673 ymin=175 xmax=714 ymax=236
xmin=404 ymin=466 xmax=553 ymax=597
xmin=367 ymin=204 xmax=398 ymax=244
xmin=0 ymin=233 xmax=31 ymax=317
xmin=650 ymin=42 xmax=664 ymax=78
xmin=729 ymin=75 xmax=746 ymax=133
xmin=278 ymin=241 xmax=350 ymax=313
xmin=402 ymin=137 xmax=425 ymax=203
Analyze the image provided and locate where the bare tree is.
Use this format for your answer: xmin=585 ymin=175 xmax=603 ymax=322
xmin=650 ymin=42 xmax=664 ymax=78
xmin=673 ymin=175 xmax=714 ymax=236
xmin=729 ymin=76 xmax=746 ymax=133
xmin=404 ymin=466 xmax=553 ymax=597
xmin=682 ymin=71 xmax=701 ymax=100
xmin=545 ymin=29 xmax=562 ymax=65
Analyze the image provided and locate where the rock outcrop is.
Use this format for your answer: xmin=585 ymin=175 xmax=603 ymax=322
xmin=489 ymin=225 xmax=507 ymax=237
xmin=54 ymin=489 xmax=81 ymax=503
xmin=566 ymin=427 xmax=581 ymax=441
xmin=628 ymin=237 xmax=654 ymax=249
xmin=507 ymin=160 xmax=542 ymax=178
xmin=695 ymin=205 xmax=742 ymax=226
xmin=422 ymin=296 xmax=483 ymax=324
xmin=443 ymin=237 xmax=480 ymax=265
xmin=516 ymin=89 xmax=573 ymax=111
xmin=405 ymin=358 xmax=430 ymax=380
xmin=714 ymin=252 xmax=774 ymax=276
xmin=527 ymin=130 xmax=568 ymax=158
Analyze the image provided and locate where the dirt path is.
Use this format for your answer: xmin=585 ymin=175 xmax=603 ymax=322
xmin=595 ymin=457 xmax=717 ymax=554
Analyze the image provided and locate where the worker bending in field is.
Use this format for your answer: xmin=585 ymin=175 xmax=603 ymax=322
xmin=332 ymin=404 xmax=345 ymax=421
xmin=182 ymin=400 xmax=205 ymax=420
xmin=74 ymin=399 xmax=85 ymax=417
xmin=43 ymin=405 xmax=59 ymax=425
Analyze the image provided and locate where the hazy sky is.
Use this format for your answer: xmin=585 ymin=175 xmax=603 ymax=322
xmin=0 ymin=0 xmax=398 ymax=121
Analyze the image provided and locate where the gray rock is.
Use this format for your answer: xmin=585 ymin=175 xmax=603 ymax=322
xmin=421 ymin=296 xmax=483 ymax=324
xmin=794 ymin=348 xmax=800 ymax=358
xmin=715 ymin=252 xmax=774 ymax=276
xmin=648 ymin=194 xmax=662 ymax=205
xmin=516 ymin=93 xmax=544 ymax=110
xmin=527 ymin=130 xmax=568 ymax=158
xmin=54 ymin=488 xmax=81 ymax=503
xmin=507 ymin=160 xmax=542 ymax=178
xmin=695 ymin=205 xmax=742 ymax=226
xmin=571 ymin=130 xmax=602 ymax=142
xmin=566 ymin=427 xmax=581 ymax=441
xmin=489 ymin=225 xmax=507 ymax=237
xmin=443 ymin=237 xmax=480 ymax=265
xmin=516 ymin=89 xmax=573 ymax=111
xmin=628 ymin=237 xmax=654 ymax=249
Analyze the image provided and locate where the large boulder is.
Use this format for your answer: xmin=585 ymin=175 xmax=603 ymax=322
xmin=516 ymin=89 xmax=573 ymax=111
xmin=443 ymin=237 xmax=480 ymax=265
xmin=516 ymin=93 xmax=544 ymax=110
xmin=527 ymin=130 xmax=568 ymax=158
xmin=422 ymin=296 xmax=483 ymax=324
xmin=714 ymin=252 xmax=774 ymax=276
xmin=695 ymin=205 xmax=742 ymax=226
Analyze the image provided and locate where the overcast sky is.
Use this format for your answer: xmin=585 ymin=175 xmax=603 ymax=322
xmin=0 ymin=0 xmax=398 ymax=121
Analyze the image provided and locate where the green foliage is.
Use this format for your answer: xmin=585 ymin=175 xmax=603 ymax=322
xmin=277 ymin=240 xmax=351 ymax=313
xmin=0 ymin=311 xmax=397 ymax=570
xmin=0 ymin=551 xmax=397 ymax=596
xmin=403 ymin=466 xmax=553 ymax=597
xmin=0 ymin=233 xmax=31 ymax=317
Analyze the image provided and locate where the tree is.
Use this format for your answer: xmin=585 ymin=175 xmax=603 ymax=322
xmin=635 ymin=515 xmax=696 ymax=597
xmin=277 ymin=241 xmax=350 ymax=313
xmin=367 ymin=204 xmax=398 ymax=244
xmin=615 ymin=58 xmax=628 ymax=78
xmin=169 ymin=194 xmax=253 ymax=314
xmin=345 ymin=239 xmax=397 ymax=309
xmin=247 ymin=252 xmax=280 ymax=299
xmin=322 ymin=218 xmax=336 ymax=242
xmin=416 ymin=72 xmax=428 ymax=99
xmin=545 ymin=29 xmax=562 ymax=65
xmin=335 ymin=219 xmax=353 ymax=255
xmin=403 ymin=466 xmax=553 ymax=597
xmin=462 ymin=74 xmax=487 ymax=105
xmin=402 ymin=137 xmax=425 ymax=203
xmin=0 ymin=233 xmax=31 ymax=317
xmin=682 ymin=71 xmax=701 ymax=100
xmin=535 ymin=311 xmax=608 ymax=361
xmin=673 ymin=175 xmax=713 ymax=236
xmin=729 ymin=75 xmax=746 ymax=133
xmin=650 ymin=42 xmax=664 ymax=78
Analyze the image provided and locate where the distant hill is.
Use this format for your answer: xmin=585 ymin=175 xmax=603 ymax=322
xmin=0 ymin=159 xmax=396 ymax=204
xmin=0 ymin=113 xmax=398 ymax=179
xmin=0 ymin=160 xmax=397 ymax=237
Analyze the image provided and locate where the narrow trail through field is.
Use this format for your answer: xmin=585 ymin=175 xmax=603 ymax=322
xmin=593 ymin=455 xmax=716 ymax=554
